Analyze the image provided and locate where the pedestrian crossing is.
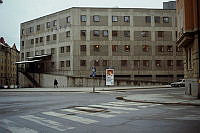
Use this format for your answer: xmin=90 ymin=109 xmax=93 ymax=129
xmin=0 ymin=101 xmax=161 ymax=133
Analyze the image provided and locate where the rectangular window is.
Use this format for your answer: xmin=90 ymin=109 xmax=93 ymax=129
xmin=143 ymin=60 xmax=149 ymax=67
xmin=53 ymin=34 xmax=57 ymax=40
xmin=66 ymin=31 xmax=70 ymax=37
xmin=66 ymin=60 xmax=70 ymax=67
xmin=40 ymin=37 xmax=43 ymax=43
xmin=53 ymin=20 xmax=57 ymax=26
xmin=51 ymin=48 xmax=55 ymax=54
xmin=22 ymin=29 xmax=25 ymax=35
xmin=80 ymin=45 xmax=86 ymax=52
xmin=176 ymin=60 xmax=183 ymax=67
xmin=167 ymin=46 xmax=173 ymax=52
xmin=188 ymin=48 xmax=192 ymax=69
xmin=176 ymin=46 xmax=183 ymax=52
xmin=124 ymin=16 xmax=130 ymax=22
xmin=158 ymin=46 xmax=164 ymax=52
xmin=93 ymin=30 xmax=100 ymax=36
xmin=81 ymin=30 xmax=86 ymax=36
xmin=103 ymin=30 xmax=108 ymax=37
xmin=41 ymin=50 xmax=44 ymax=55
xmin=46 ymin=22 xmax=50 ymax=28
xmin=143 ymin=45 xmax=149 ymax=52
xmin=93 ymin=15 xmax=100 ymax=22
xmin=141 ymin=31 xmax=148 ymax=37
xmin=36 ymin=25 xmax=40 ymax=31
xmin=30 ymin=27 xmax=34 ymax=33
xmin=167 ymin=60 xmax=173 ymax=66
xmin=60 ymin=47 xmax=65 ymax=53
xmin=94 ymin=60 xmax=100 ymax=66
xmin=66 ymin=46 xmax=70 ymax=52
xmin=26 ymin=52 xmax=30 ymax=57
xmin=124 ymin=31 xmax=130 ymax=37
xmin=102 ymin=60 xmax=107 ymax=66
xmin=112 ymin=45 xmax=117 ymax=52
xmin=158 ymin=31 xmax=164 ymax=38
xmin=124 ymin=45 xmax=130 ymax=52
xmin=35 ymin=38 xmax=39 ymax=44
xmin=121 ymin=60 xmax=127 ymax=67
xmin=22 ymin=41 xmax=24 ymax=46
xmin=112 ymin=16 xmax=118 ymax=22
xmin=155 ymin=16 xmax=161 ymax=23
xmin=80 ymin=60 xmax=86 ymax=66
xmin=145 ymin=16 xmax=151 ymax=23
xmin=46 ymin=35 xmax=50 ymax=41
xmin=112 ymin=31 xmax=118 ymax=37
xmin=94 ymin=45 xmax=100 ymax=52
xmin=66 ymin=16 xmax=71 ymax=23
xmin=60 ymin=61 xmax=64 ymax=67
xmin=81 ymin=15 xmax=87 ymax=22
xmin=163 ymin=17 xmax=169 ymax=23
xmin=31 ymin=39 xmax=34 ymax=44
xmin=155 ymin=60 xmax=161 ymax=67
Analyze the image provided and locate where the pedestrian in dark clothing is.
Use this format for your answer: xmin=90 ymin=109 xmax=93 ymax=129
xmin=54 ymin=79 xmax=58 ymax=88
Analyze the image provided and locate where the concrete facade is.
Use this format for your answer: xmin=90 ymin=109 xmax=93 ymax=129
xmin=20 ymin=7 xmax=184 ymax=84
xmin=176 ymin=0 xmax=200 ymax=97
xmin=163 ymin=1 xmax=176 ymax=9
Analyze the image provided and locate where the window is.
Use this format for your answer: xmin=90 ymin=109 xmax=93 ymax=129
xmin=31 ymin=39 xmax=34 ymax=44
xmin=51 ymin=48 xmax=55 ymax=54
xmin=36 ymin=25 xmax=40 ymax=31
xmin=30 ymin=27 xmax=34 ymax=33
xmin=46 ymin=22 xmax=50 ymax=28
xmin=66 ymin=31 xmax=70 ymax=37
xmin=124 ymin=31 xmax=130 ymax=37
xmin=158 ymin=31 xmax=164 ymax=38
xmin=167 ymin=46 xmax=173 ymax=52
xmin=66 ymin=60 xmax=70 ymax=67
xmin=154 ymin=16 xmax=160 ymax=23
xmin=60 ymin=61 xmax=64 ymax=67
xmin=103 ymin=30 xmax=108 ymax=37
xmin=66 ymin=16 xmax=71 ymax=23
xmin=124 ymin=45 xmax=130 ymax=52
xmin=176 ymin=46 xmax=183 ymax=52
xmin=94 ymin=60 xmax=100 ymax=66
xmin=158 ymin=46 xmax=164 ymax=52
xmin=124 ymin=16 xmax=130 ymax=22
xmin=81 ymin=15 xmax=87 ymax=22
xmin=94 ymin=45 xmax=100 ymax=52
xmin=102 ymin=60 xmax=107 ymax=66
xmin=93 ymin=15 xmax=100 ymax=22
xmin=167 ymin=60 xmax=173 ymax=66
xmin=112 ymin=31 xmax=118 ymax=37
xmin=35 ymin=38 xmax=39 ymax=44
xmin=66 ymin=46 xmax=70 ymax=52
xmin=40 ymin=37 xmax=43 ymax=43
xmin=187 ymin=48 xmax=192 ymax=69
xmin=155 ymin=60 xmax=161 ymax=67
xmin=53 ymin=20 xmax=57 ymax=26
xmin=145 ymin=16 xmax=151 ymax=23
xmin=176 ymin=60 xmax=183 ymax=67
xmin=22 ymin=29 xmax=25 ymax=35
xmin=53 ymin=34 xmax=57 ymax=40
xmin=80 ymin=60 xmax=86 ymax=66
xmin=21 ymin=53 xmax=24 ymax=59
xmin=121 ymin=60 xmax=127 ymax=66
xmin=81 ymin=30 xmax=86 ymax=36
xmin=41 ymin=50 xmax=44 ymax=55
xmin=93 ymin=30 xmax=100 ymax=36
xmin=80 ymin=45 xmax=86 ymax=52
xmin=112 ymin=16 xmax=118 ymax=22
xmin=112 ymin=45 xmax=117 ymax=52
xmin=60 ymin=47 xmax=65 ymax=53
xmin=22 ymin=41 xmax=24 ymax=46
xmin=143 ymin=60 xmax=149 ymax=67
xmin=143 ymin=45 xmax=149 ymax=52
xmin=46 ymin=35 xmax=50 ymax=41
xmin=141 ymin=31 xmax=148 ymax=37
xmin=163 ymin=17 xmax=169 ymax=23
xmin=26 ymin=52 xmax=30 ymax=57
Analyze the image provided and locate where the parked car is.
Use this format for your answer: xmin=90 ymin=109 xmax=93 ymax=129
xmin=171 ymin=79 xmax=185 ymax=87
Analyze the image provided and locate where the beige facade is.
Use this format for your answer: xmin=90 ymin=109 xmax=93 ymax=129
xmin=20 ymin=7 xmax=184 ymax=83
xmin=0 ymin=40 xmax=19 ymax=87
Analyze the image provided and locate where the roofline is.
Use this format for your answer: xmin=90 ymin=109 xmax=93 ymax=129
xmin=21 ymin=7 xmax=176 ymax=25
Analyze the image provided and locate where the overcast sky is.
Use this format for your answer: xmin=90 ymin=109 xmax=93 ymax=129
xmin=0 ymin=0 xmax=168 ymax=50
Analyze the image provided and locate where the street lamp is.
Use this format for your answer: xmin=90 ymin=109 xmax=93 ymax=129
xmin=0 ymin=0 xmax=3 ymax=4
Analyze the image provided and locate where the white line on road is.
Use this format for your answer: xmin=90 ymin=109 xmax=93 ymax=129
xmin=20 ymin=115 xmax=69 ymax=132
xmin=89 ymin=104 xmax=139 ymax=111
xmin=61 ymin=108 xmax=115 ymax=118
xmin=42 ymin=111 xmax=98 ymax=124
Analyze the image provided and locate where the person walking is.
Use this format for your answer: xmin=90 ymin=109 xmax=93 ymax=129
xmin=54 ymin=79 xmax=58 ymax=88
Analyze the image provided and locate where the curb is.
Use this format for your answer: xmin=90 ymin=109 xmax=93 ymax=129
xmin=116 ymin=96 xmax=200 ymax=106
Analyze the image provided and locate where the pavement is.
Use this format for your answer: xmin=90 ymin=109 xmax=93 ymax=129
xmin=1 ymin=85 xmax=200 ymax=106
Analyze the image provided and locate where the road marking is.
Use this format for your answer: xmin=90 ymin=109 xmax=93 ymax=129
xmin=89 ymin=104 xmax=139 ymax=111
xmin=74 ymin=106 xmax=104 ymax=112
xmin=108 ymin=101 xmax=152 ymax=106
xmin=42 ymin=111 xmax=98 ymax=124
xmin=20 ymin=115 xmax=69 ymax=132
xmin=61 ymin=108 xmax=115 ymax=118
xmin=1 ymin=119 xmax=38 ymax=133
xmin=166 ymin=115 xmax=200 ymax=121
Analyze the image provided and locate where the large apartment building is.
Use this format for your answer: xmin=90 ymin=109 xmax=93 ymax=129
xmin=0 ymin=37 xmax=19 ymax=88
xmin=20 ymin=7 xmax=184 ymax=83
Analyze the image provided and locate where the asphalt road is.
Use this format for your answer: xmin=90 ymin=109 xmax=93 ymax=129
xmin=0 ymin=87 xmax=200 ymax=133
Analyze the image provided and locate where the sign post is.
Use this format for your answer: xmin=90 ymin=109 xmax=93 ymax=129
xmin=106 ymin=69 xmax=114 ymax=86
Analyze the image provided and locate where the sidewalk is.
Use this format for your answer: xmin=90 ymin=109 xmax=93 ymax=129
xmin=122 ymin=91 xmax=200 ymax=106
xmin=0 ymin=85 xmax=170 ymax=92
